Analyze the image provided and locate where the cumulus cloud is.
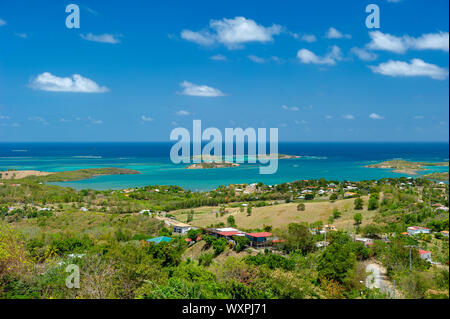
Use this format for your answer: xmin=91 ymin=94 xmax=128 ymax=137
xmin=326 ymin=27 xmax=351 ymax=39
xmin=297 ymin=45 xmax=342 ymax=65
xmin=141 ymin=115 xmax=154 ymax=122
xmin=369 ymin=113 xmax=384 ymax=120
xmin=181 ymin=16 xmax=282 ymax=49
xmin=342 ymin=114 xmax=355 ymax=120
xmin=30 ymin=72 xmax=109 ymax=93
xmin=0 ymin=18 xmax=6 ymax=26
xmin=367 ymin=31 xmax=449 ymax=53
xmin=369 ymin=59 xmax=449 ymax=80
xmin=179 ymin=81 xmax=224 ymax=97
xmin=80 ymin=33 xmax=121 ymax=44
xmin=176 ymin=110 xmax=190 ymax=116
xmin=301 ymin=34 xmax=317 ymax=43
xmin=351 ymin=47 xmax=378 ymax=61
xmin=281 ymin=105 xmax=299 ymax=111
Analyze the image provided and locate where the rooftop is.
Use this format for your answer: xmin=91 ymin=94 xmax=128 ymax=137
xmin=246 ymin=232 xmax=272 ymax=238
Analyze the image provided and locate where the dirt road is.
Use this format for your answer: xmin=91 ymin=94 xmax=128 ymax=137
xmin=366 ymin=263 xmax=399 ymax=298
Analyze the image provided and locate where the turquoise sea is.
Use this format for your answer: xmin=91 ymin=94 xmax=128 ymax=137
xmin=0 ymin=142 xmax=448 ymax=191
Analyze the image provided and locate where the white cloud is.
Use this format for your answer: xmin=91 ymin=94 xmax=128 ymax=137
xmin=407 ymin=32 xmax=449 ymax=52
xmin=210 ymin=54 xmax=227 ymax=61
xmin=369 ymin=59 xmax=449 ymax=80
xmin=351 ymin=47 xmax=378 ymax=61
xmin=326 ymin=27 xmax=351 ymax=39
xmin=181 ymin=17 xmax=282 ymax=49
xmin=367 ymin=31 xmax=406 ymax=53
xmin=369 ymin=113 xmax=384 ymax=120
xmin=297 ymin=45 xmax=342 ymax=65
xmin=294 ymin=119 xmax=307 ymax=124
xmin=80 ymin=33 xmax=121 ymax=44
xmin=413 ymin=115 xmax=424 ymax=120
xmin=301 ymin=34 xmax=317 ymax=43
xmin=248 ymin=55 xmax=266 ymax=63
xmin=180 ymin=30 xmax=215 ymax=46
xmin=342 ymin=114 xmax=355 ymax=120
xmin=176 ymin=110 xmax=190 ymax=116
xmin=179 ymin=81 xmax=224 ymax=97
xmin=88 ymin=116 xmax=102 ymax=125
xmin=141 ymin=115 xmax=154 ymax=122
xmin=325 ymin=115 xmax=333 ymax=119
xmin=0 ymin=18 xmax=6 ymax=26
xmin=30 ymin=72 xmax=109 ymax=93
xmin=0 ymin=115 xmax=11 ymax=120
xmin=367 ymin=31 xmax=449 ymax=53
xmin=28 ymin=116 xmax=48 ymax=125
xmin=281 ymin=105 xmax=299 ymax=111
xmin=60 ymin=118 xmax=70 ymax=122
xmin=14 ymin=33 xmax=28 ymax=39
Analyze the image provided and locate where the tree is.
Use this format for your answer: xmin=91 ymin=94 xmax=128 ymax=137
xmin=353 ymin=213 xmax=362 ymax=231
xmin=212 ymin=237 xmax=227 ymax=256
xmin=297 ymin=203 xmax=305 ymax=211
xmin=246 ymin=206 xmax=252 ymax=217
xmin=332 ymin=208 xmax=341 ymax=219
xmin=304 ymin=193 xmax=314 ymax=200
xmin=329 ymin=193 xmax=338 ymax=201
xmin=354 ymin=197 xmax=363 ymax=210
xmin=317 ymin=232 xmax=357 ymax=287
xmin=234 ymin=236 xmax=250 ymax=252
xmin=186 ymin=210 xmax=194 ymax=223
xmin=282 ymin=223 xmax=314 ymax=254
xmin=187 ymin=229 xmax=201 ymax=241
xmin=368 ymin=193 xmax=379 ymax=210
xmin=227 ymin=215 xmax=236 ymax=227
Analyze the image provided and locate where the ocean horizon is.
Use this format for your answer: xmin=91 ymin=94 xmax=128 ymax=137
xmin=0 ymin=142 xmax=448 ymax=191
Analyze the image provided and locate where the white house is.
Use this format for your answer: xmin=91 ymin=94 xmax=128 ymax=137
xmin=407 ymin=226 xmax=431 ymax=235
xmin=173 ymin=225 xmax=191 ymax=234
xmin=418 ymin=250 xmax=432 ymax=262
xmin=355 ymin=237 xmax=374 ymax=246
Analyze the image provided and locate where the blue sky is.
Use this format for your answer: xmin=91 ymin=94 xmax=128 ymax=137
xmin=0 ymin=0 xmax=448 ymax=142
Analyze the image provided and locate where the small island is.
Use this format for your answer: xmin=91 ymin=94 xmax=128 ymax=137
xmin=422 ymin=172 xmax=449 ymax=181
xmin=366 ymin=160 xmax=449 ymax=175
xmin=1 ymin=168 xmax=141 ymax=182
xmin=185 ymin=162 xmax=240 ymax=169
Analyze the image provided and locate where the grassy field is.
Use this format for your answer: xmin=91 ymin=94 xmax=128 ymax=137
xmin=10 ymin=210 xmax=162 ymax=240
xmin=170 ymin=196 xmax=376 ymax=231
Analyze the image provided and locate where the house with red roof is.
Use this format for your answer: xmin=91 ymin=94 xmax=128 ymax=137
xmin=245 ymin=232 xmax=273 ymax=248
xmin=418 ymin=250 xmax=432 ymax=262
xmin=407 ymin=226 xmax=431 ymax=236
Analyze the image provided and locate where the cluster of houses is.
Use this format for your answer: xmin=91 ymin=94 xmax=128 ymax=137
xmin=205 ymin=227 xmax=278 ymax=248
xmin=144 ymin=225 xmax=279 ymax=249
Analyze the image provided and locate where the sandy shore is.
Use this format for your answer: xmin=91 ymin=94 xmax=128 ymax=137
xmin=0 ymin=170 xmax=53 ymax=180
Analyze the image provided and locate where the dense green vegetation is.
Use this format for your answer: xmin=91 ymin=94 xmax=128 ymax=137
xmin=0 ymin=175 xmax=448 ymax=299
